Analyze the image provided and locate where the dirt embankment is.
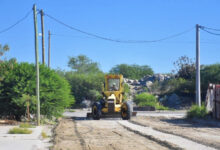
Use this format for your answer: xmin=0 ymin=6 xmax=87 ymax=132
xmin=53 ymin=118 xmax=170 ymax=150
xmin=131 ymin=116 xmax=220 ymax=149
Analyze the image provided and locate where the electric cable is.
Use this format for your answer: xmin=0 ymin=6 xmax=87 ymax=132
xmin=44 ymin=12 xmax=194 ymax=43
xmin=200 ymin=28 xmax=220 ymax=36
xmin=0 ymin=9 xmax=32 ymax=34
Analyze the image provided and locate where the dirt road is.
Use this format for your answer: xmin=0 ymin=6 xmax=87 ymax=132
xmin=131 ymin=116 xmax=220 ymax=149
xmin=53 ymin=110 xmax=219 ymax=150
xmin=53 ymin=118 xmax=170 ymax=150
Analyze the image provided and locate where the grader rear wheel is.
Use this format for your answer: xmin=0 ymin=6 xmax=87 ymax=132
xmin=121 ymin=102 xmax=132 ymax=120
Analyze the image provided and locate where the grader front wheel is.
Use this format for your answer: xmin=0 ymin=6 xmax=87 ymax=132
xmin=121 ymin=102 xmax=132 ymax=120
xmin=92 ymin=102 xmax=101 ymax=120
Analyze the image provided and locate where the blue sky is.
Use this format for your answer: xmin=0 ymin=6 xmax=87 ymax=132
xmin=0 ymin=0 xmax=220 ymax=73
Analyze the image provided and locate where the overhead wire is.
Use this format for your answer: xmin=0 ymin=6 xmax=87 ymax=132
xmin=0 ymin=9 xmax=32 ymax=34
xmin=200 ymin=28 xmax=220 ymax=36
xmin=202 ymin=26 xmax=220 ymax=32
xmin=44 ymin=12 xmax=194 ymax=43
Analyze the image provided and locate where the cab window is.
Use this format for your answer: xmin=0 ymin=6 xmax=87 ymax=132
xmin=108 ymin=79 xmax=120 ymax=91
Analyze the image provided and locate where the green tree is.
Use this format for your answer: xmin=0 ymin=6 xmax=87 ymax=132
xmin=173 ymin=56 xmax=195 ymax=80
xmin=0 ymin=44 xmax=9 ymax=62
xmin=110 ymin=64 xmax=153 ymax=79
xmin=201 ymin=64 xmax=220 ymax=96
xmin=0 ymin=61 xmax=74 ymax=120
xmin=64 ymin=72 xmax=104 ymax=104
xmin=68 ymin=55 xmax=101 ymax=73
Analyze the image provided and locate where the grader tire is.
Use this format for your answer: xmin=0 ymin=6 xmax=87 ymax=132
xmin=121 ymin=102 xmax=132 ymax=120
xmin=92 ymin=102 xmax=101 ymax=120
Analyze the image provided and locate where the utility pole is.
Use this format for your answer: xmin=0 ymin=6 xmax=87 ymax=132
xmin=196 ymin=24 xmax=201 ymax=107
xmin=48 ymin=30 xmax=51 ymax=68
xmin=33 ymin=4 xmax=40 ymax=126
xmin=40 ymin=9 xmax=45 ymax=65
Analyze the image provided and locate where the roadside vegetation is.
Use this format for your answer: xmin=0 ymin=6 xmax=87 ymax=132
xmin=8 ymin=127 xmax=32 ymax=134
xmin=1 ymin=42 xmax=220 ymax=119
xmin=134 ymin=92 xmax=169 ymax=110
xmin=187 ymin=104 xmax=209 ymax=119
xmin=41 ymin=131 xmax=49 ymax=139
xmin=19 ymin=123 xmax=35 ymax=128
xmin=0 ymin=45 xmax=74 ymax=120
xmin=110 ymin=64 xmax=154 ymax=79
xmin=148 ymin=56 xmax=220 ymax=106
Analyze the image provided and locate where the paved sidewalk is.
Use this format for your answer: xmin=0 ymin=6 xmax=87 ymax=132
xmin=0 ymin=125 xmax=51 ymax=150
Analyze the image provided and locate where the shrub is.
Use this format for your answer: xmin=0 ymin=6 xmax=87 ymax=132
xmin=187 ymin=104 xmax=208 ymax=119
xmin=0 ymin=61 xmax=74 ymax=120
xmin=134 ymin=93 xmax=157 ymax=107
xmin=155 ymin=105 xmax=169 ymax=110
xmin=8 ymin=127 xmax=32 ymax=134
xmin=150 ymin=78 xmax=195 ymax=98
xmin=123 ymin=83 xmax=130 ymax=100
xmin=19 ymin=123 xmax=35 ymax=128
xmin=41 ymin=131 xmax=48 ymax=139
xmin=134 ymin=92 xmax=169 ymax=110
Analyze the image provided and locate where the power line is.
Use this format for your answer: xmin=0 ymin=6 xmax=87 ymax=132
xmin=0 ymin=9 xmax=32 ymax=34
xmin=200 ymin=28 xmax=220 ymax=36
xmin=51 ymin=33 xmax=220 ymax=44
xmin=202 ymin=26 xmax=220 ymax=32
xmin=50 ymin=33 xmax=94 ymax=39
xmin=44 ymin=12 xmax=194 ymax=43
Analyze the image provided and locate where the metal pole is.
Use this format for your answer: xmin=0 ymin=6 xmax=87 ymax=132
xmin=196 ymin=24 xmax=201 ymax=107
xmin=48 ymin=30 xmax=51 ymax=68
xmin=33 ymin=4 xmax=40 ymax=125
xmin=40 ymin=10 xmax=45 ymax=65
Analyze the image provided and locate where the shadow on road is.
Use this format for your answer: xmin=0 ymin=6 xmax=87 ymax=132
xmin=160 ymin=117 xmax=220 ymax=128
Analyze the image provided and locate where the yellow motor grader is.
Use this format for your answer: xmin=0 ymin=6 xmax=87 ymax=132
xmin=87 ymin=74 xmax=136 ymax=120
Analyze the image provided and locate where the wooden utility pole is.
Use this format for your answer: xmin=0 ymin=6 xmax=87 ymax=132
xmin=26 ymin=98 xmax=30 ymax=122
xmin=196 ymin=24 xmax=201 ymax=107
xmin=33 ymin=4 xmax=40 ymax=126
xmin=48 ymin=30 xmax=51 ymax=68
xmin=40 ymin=9 xmax=45 ymax=65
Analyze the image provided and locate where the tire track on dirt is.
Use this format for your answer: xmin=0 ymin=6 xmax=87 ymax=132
xmin=118 ymin=120 xmax=217 ymax=150
xmin=118 ymin=121 xmax=181 ymax=150
xmin=131 ymin=117 xmax=220 ymax=150
xmin=73 ymin=120 xmax=87 ymax=150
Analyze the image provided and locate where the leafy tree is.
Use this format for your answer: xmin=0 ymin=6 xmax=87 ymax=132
xmin=68 ymin=55 xmax=101 ymax=73
xmin=64 ymin=72 xmax=104 ymax=104
xmin=0 ymin=61 xmax=74 ymax=120
xmin=173 ymin=56 xmax=195 ymax=80
xmin=0 ymin=44 xmax=9 ymax=62
xmin=110 ymin=64 xmax=154 ymax=79
xmin=201 ymin=64 xmax=220 ymax=96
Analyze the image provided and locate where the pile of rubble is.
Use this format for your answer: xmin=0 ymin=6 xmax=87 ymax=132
xmin=124 ymin=74 xmax=172 ymax=88
xmin=124 ymin=74 xmax=192 ymax=109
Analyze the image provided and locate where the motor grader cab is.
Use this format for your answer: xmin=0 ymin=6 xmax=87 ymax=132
xmin=87 ymin=74 xmax=136 ymax=120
